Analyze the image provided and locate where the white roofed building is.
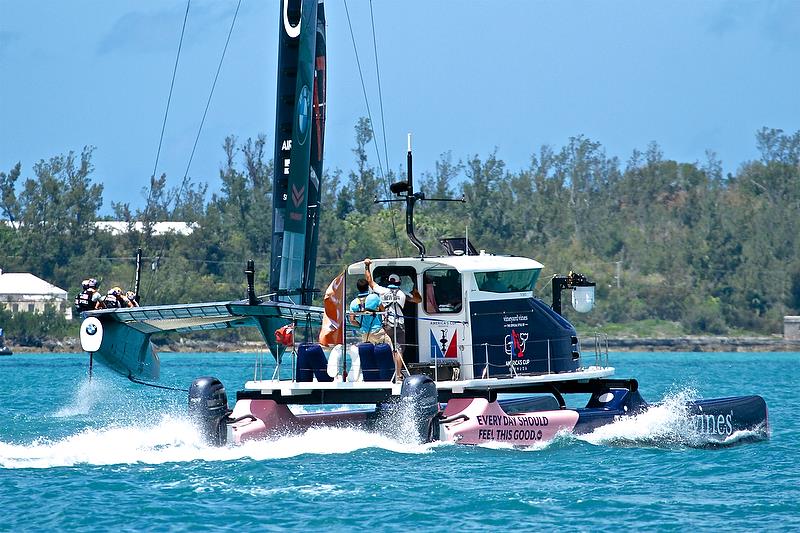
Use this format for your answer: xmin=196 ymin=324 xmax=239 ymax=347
xmin=3 ymin=220 xmax=196 ymax=236
xmin=94 ymin=221 xmax=196 ymax=236
xmin=0 ymin=269 xmax=72 ymax=320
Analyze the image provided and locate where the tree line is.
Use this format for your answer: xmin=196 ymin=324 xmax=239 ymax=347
xmin=1 ymin=122 xmax=798 ymax=343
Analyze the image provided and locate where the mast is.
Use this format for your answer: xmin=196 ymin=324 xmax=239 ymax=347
xmin=303 ymin=0 xmax=326 ymax=305
xmin=270 ymin=0 xmax=326 ymax=306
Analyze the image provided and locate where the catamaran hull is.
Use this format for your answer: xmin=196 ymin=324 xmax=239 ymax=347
xmin=221 ymin=393 xmax=768 ymax=447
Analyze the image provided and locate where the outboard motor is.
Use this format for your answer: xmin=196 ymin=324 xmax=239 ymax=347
xmin=400 ymin=374 xmax=440 ymax=442
xmin=188 ymin=376 xmax=229 ymax=446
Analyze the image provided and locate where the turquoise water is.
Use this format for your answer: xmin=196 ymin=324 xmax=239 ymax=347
xmin=1 ymin=351 xmax=798 ymax=531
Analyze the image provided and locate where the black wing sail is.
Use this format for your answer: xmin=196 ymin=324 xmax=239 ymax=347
xmin=303 ymin=1 xmax=326 ymax=307
xmin=270 ymin=0 xmax=326 ymax=306
xmin=81 ymin=0 xmax=329 ymax=380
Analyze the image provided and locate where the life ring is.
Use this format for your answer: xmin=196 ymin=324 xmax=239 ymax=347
xmin=327 ymin=344 xmax=343 ymax=378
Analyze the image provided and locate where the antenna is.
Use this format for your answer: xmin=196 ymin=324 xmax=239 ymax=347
xmin=375 ymin=133 xmax=465 ymax=258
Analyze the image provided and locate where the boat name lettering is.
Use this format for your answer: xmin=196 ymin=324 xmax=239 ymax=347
xmin=476 ymin=414 xmax=549 ymax=427
xmin=693 ymin=410 xmax=733 ymax=436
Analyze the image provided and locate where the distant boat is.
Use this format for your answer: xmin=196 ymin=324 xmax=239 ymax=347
xmin=0 ymin=327 xmax=10 ymax=356
xmin=0 ymin=346 xmax=10 ymax=356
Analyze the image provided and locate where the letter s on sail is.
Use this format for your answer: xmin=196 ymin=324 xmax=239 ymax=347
xmin=283 ymin=0 xmax=301 ymax=38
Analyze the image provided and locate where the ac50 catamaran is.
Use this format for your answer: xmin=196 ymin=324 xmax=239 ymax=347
xmin=79 ymin=0 xmax=768 ymax=447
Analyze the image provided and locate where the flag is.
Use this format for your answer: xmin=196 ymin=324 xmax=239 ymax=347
xmin=318 ymin=271 xmax=345 ymax=346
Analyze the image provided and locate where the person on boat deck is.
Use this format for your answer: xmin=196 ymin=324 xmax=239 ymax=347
xmin=74 ymin=279 xmax=94 ymax=313
xmin=75 ymin=278 xmax=104 ymax=312
xmin=102 ymin=286 xmax=136 ymax=309
xmin=125 ymin=290 xmax=140 ymax=307
xmin=364 ymin=258 xmax=421 ymax=380
xmin=348 ymin=278 xmax=394 ymax=348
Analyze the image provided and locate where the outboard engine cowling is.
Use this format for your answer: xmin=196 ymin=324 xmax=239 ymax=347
xmin=188 ymin=376 xmax=229 ymax=446
xmin=400 ymin=374 xmax=440 ymax=442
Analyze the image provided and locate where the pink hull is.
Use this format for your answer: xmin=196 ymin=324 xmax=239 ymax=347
xmin=440 ymin=398 xmax=579 ymax=445
xmin=229 ymin=397 xmax=578 ymax=446
xmin=228 ymin=399 xmax=372 ymax=444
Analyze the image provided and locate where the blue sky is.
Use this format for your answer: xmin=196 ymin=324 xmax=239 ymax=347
xmin=1 ymin=1 xmax=798 ymax=213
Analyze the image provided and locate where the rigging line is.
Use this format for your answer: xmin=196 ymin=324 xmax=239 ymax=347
xmin=145 ymin=0 xmax=242 ymax=299
xmin=148 ymin=0 xmax=191 ymax=203
xmin=141 ymin=0 xmax=191 ymax=299
xmin=344 ymin=0 xmax=401 ymax=256
xmin=128 ymin=374 xmax=189 ymax=393
xmin=181 ymin=0 xmax=242 ymax=186
xmin=368 ymin=0 xmax=400 ymax=257
xmin=342 ymin=1 xmax=388 ymax=189
xmin=343 ymin=0 xmax=384 ymax=180
xmin=368 ymin=0 xmax=390 ymax=175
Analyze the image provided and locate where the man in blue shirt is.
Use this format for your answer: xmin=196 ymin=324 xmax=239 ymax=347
xmin=348 ymin=278 xmax=393 ymax=348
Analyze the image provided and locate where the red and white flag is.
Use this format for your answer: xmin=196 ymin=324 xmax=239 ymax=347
xmin=318 ymin=271 xmax=345 ymax=346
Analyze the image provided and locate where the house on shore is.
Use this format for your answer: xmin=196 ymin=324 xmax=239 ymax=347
xmin=0 ymin=269 xmax=72 ymax=320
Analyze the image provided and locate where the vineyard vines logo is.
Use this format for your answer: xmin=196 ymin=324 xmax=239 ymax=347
xmin=297 ymin=85 xmax=310 ymax=145
xmin=282 ymin=0 xmax=301 ymax=38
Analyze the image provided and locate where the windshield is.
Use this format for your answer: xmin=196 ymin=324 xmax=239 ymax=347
xmin=475 ymin=269 xmax=540 ymax=293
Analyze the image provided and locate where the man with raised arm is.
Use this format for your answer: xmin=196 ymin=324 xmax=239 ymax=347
xmin=364 ymin=258 xmax=422 ymax=382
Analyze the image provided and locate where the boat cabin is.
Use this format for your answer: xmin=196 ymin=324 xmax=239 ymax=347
xmin=346 ymin=250 xmax=582 ymax=381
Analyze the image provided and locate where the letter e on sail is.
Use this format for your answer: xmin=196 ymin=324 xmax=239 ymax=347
xmin=319 ymin=271 xmax=344 ymax=346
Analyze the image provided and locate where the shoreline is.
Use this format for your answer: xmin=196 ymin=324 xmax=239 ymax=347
xmin=5 ymin=336 xmax=800 ymax=354
xmin=603 ymin=335 xmax=800 ymax=352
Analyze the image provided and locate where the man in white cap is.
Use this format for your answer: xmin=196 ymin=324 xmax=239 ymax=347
xmin=364 ymin=258 xmax=422 ymax=381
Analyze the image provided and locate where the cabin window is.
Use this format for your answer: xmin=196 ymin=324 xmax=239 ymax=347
xmin=475 ymin=269 xmax=540 ymax=293
xmin=371 ymin=266 xmax=418 ymax=295
xmin=423 ymin=268 xmax=462 ymax=314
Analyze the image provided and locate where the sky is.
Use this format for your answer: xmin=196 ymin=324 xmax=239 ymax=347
xmin=1 ymin=0 xmax=799 ymax=214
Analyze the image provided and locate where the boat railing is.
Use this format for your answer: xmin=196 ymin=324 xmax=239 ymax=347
xmin=593 ymin=331 xmax=610 ymax=368
xmin=264 ymin=311 xmax=610 ymax=383
xmin=468 ymin=334 xmax=588 ymax=379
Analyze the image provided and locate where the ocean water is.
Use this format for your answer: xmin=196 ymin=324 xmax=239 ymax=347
xmin=1 ymin=351 xmax=797 ymax=531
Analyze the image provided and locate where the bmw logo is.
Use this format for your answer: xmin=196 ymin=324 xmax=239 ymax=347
xmin=297 ymin=85 xmax=310 ymax=144
xmin=86 ymin=323 xmax=98 ymax=335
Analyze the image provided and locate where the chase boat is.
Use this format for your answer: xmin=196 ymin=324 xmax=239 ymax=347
xmin=78 ymin=0 xmax=768 ymax=448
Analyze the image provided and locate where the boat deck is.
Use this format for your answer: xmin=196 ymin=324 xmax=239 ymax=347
xmin=237 ymin=366 xmax=616 ymax=404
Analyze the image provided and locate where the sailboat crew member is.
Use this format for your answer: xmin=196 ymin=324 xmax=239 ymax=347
xmin=75 ymin=278 xmax=104 ymax=312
